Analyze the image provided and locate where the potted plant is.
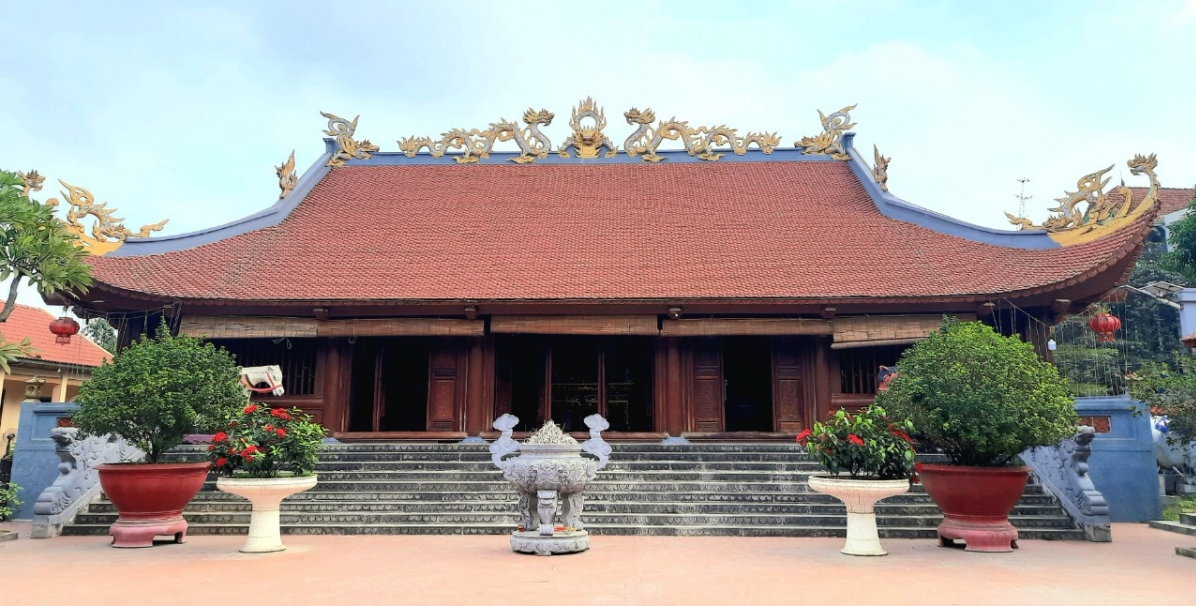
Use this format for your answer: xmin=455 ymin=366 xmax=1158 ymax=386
xmin=210 ymin=402 xmax=325 ymax=553
xmin=71 ymin=325 xmax=246 ymax=548
xmin=798 ymin=405 xmax=917 ymax=556
xmin=874 ymin=318 xmax=1077 ymax=552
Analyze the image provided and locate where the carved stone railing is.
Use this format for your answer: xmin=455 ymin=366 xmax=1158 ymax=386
xmin=1022 ymin=426 xmax=1111 ymax=542
xmin=30 ymin=428 xmax=142 ymax=538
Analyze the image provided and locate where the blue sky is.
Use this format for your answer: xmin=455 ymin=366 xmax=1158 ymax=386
xmin=3 ymin=1 xmax=1195 ymax=307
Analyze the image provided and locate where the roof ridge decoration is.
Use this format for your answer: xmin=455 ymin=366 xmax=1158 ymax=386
xmin=275 ymin=150 xmax=298 ymax=199
xmin=796 ymin=103 xmax=857 ymax=160
xmin=17 ymin=170 xmax=45 ymax=196
xmin=383 ymin=98 xmax=818 ymax=165
xmin=398 ymin=108 xmax=556 ymax=164
xmin=321 ymin=112 xmax=380 ymax=168
xmin=45 ymin=180 xmax=168 ymax=256
xmin=872 ymin=145 xmax=890 ymax=192
xmin=1005 ymin=154 xmax=1161 ymax=246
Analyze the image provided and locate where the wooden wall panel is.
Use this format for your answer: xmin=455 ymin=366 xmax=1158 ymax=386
xmin=318 ymin=319 xmax=483 ymax=337
xmin=181 ymin=316 xmax=483 ymax=338
xmin=689 ymin=338 xmax=724 ymax=432
xmin=180 ymin=315 xmax=317 ymax=338
xmin=662 ymin=318 xmax=832 ymax=336
xmin=772 ymin=336 xmax=803 ymax=432
xmin=831 ymin=314 xmax=976 ymax=348
xmin=491 ymin=315 xmax=658 ymax=335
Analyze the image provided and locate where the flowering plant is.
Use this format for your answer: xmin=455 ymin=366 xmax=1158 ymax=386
xmin=208 ymin=403 xmax=326 ymax=477
xmin=797 ymin=405 xmax=917 ymax=480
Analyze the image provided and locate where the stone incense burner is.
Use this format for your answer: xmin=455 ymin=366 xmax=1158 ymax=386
xmin=489 ymin=413 xmax=611 ymax=555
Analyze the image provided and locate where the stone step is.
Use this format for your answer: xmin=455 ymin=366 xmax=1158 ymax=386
xmin=1180 ymin=512 xmax=1196 ymax=526
xmin=59 ymin=522 xmax=1087 ymax=540
xmin=314 ymin=461 xmax=828 ymax=472
xmin=82 ymin=499 xmax=1066 ymax=517
xmin=1148 ymin=520 xmax=1196 ymax=537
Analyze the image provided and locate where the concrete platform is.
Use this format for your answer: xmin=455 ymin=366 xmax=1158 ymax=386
xmin=0 ymin=521 xmax=1191 ymax=605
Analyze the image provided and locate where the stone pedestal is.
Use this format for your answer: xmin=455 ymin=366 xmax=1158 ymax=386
xmin=808 ymin=475 xmax=909 ymax=556
xmin=511 ymin=529 xmax=590 ymax=556
xmin=216 ymin=475 xmax=317 ymax=553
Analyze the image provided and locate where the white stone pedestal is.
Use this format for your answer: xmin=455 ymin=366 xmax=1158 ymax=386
xmin=511 ymin=529 xmax=590 ymax=556
xmin=808 ymin=476 xmax=910 ymax=556
xmin=216 ymin=475 xmax=317 ymax=553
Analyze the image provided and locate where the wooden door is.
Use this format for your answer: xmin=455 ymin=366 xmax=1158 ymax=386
xmin=690 ymin=338 xmax=724 ymax=432
xmin=427 ymin=339 xmax=465 ymax=431
xmin=772 ymin=336 xmax=805 ymax=432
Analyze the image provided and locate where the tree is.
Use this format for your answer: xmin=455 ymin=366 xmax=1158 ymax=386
xmin=82 ymin=317 xmax=117 ymax=352
xmin=1161 ymin=191 xmax=1196 ymax=284
xmin=0 ymin=170 xmax=93 ymax=323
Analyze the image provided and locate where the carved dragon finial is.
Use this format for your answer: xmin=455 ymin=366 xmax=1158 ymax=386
xmin=621 ymin=106 xmax=780 ymax=163
xmin=398 ymin=107 xmax=555 ymax=164
xmin=558 ymin=97 xmax=618 ymax=159
xmin=1005 ymin=154 xmax=1161 ymax=246
xmin=321 ymin=111 xmax=380 ymax=168
xmin=873 ymin=145 xmax=890 ymax=192
xmin=16 ymin=170 xmax=45 ymax=197
xmin=796 ymin=104 xmax=857 ymax=160
xmin=275 ymin=150 xmax=298 ymax=199
xmin=45 ymin=180 xmax=168 ymax=256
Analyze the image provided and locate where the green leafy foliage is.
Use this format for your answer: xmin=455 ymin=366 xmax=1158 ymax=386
xmin=71 ymin=323 xmax=247 ymax=463
xmin=797 ymin=405 xmax=917 ymax=480
xmin=0 ymin=170 xmax=92 ymax=322
xmin=208 ymin=403 xmax=325 ymax=477
xmin=1162 ymin=193 xmax=1196 ymax=284
xmin=82 ymin=318 xmax=117 ymax=352
xmin=1128 ymin=355 xmax=1196 ymax=445
xmin=0 ymin=481 xmax=21 ymax=520
xmin=0 ymin=331 xmax=35 ymax=373
xmin=874 ymin=319 xmax=1078 ymax=467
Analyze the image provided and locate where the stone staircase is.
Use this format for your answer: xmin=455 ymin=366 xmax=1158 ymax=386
xmin=1148 ymin=513 xmax=1196 ymax=558
xmin=62 ymin=443 xmax=1087 ymax=539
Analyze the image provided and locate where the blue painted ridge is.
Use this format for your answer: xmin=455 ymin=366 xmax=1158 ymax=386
xmin=843 ymin=134 xmax=1059 ymax=250
xmin=108 ymin=133 xmax=1057 ymax=258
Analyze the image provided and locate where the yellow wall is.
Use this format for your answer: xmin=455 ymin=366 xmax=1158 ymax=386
xmin=0 ymin=373 xmax=84 ymax=450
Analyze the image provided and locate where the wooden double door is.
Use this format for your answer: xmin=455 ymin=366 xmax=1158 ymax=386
xmin=685 ymin=336 xmax=815 ymax=434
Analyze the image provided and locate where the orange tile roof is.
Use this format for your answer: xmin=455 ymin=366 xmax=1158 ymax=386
xmin=1109 ymin=187 xmax=1194 ymax=216
xmin=0 ymin=304 xmax=110 ymax=367
xmin=86 ymin=161 xmax=1153 ymax=305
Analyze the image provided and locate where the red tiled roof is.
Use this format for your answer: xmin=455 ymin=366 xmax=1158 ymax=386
xmin=87 ymin=162 xmax=1153 ymax=303
xmin=1111 ymin=187 xmax=1194 ymax=216
xmin=0 ymin=304 xmax=110 ymax=366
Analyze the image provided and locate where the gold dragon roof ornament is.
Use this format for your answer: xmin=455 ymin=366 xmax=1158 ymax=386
xmin=276 ymin=150 xmax=298 ymax=199
xmin=45 ymin=180 xmax=168 ymax=256
xmin=796 ymin=104 xmax=857 ymax=160
xmin=872 ymin=145 xmax=891 ymax=192
xmin=17 ymin=170 xmax=45 ymax=196
xmin=398 ymin=108 xmax=555 ymax=164
xmin=321 ymin=112 xmax=380 ymax=168
xmin=1005 ymin=154 xmax=1161 ymax=247
xmin=623 ymin=107 xmax=780 ymax=163
xmin=558 ymin=97 xmax=619 ymax=159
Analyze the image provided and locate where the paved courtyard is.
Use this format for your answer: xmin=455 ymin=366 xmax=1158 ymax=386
xmin=0 ymin=522 xmax=1190 ymax=605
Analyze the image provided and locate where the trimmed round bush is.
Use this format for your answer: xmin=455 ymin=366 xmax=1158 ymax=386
xmin=873 ymin=319 xmax=1077 ymax=467
xmin=72 ymin=325 xmax=246 ymax=463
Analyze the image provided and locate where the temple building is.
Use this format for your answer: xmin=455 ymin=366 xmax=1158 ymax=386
xmin=52 ymin=100 xmax=1162 ymax=441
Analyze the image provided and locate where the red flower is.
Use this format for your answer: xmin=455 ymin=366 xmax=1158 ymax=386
xmin=215 ymin=457 xmax=227 ymax=467
xmin=244 ymin=454 xmax=255 ymax=463
xmin=275 ymin=428 xmax=287 ymax=438
xmin=207 ymin=444 xmax=216 ymax=451
xmin=240 ymin=445 xmax=258 ymax=457
xmin=915 ymin=462 xmax=924 ymax=473
xmin=847 ymin=434 xmax=864 ymax=446
xmin=278 ymin=411 xmax=292 ymax=421
xmin=795 ymin=429 xmax=812 ymax=444
xmin=243 ymin=404 xmax=259 ymax=414
xmin=270 ymin=408 xmax=285 ymax=418
xmin=264 ymin=424 xmax=274 ymax=432
xmin=890 ymin=430 xmax=912 ymax=443
xmin=211 ymin=431 xmax=228 ymax=443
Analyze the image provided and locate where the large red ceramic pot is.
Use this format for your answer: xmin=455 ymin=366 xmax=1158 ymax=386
xmin=917 ymin=463 xmax=1030 ymax=553
xmin=96 ymin=462 xmax=210 ymax=548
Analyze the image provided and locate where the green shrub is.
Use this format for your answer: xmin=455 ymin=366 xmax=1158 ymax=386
xmin=797 ymin=405 xmax=917 ymax=480
xmin=209 ymin=403 xmax=326 ymax=477
xmin=72 ymin=323 xmax=247 ymax=463
xmin=0 ymin=481 xmax=20 ymax=520
xmin=874 ymin=319 xmax=1077 ymax=467
xmin=1128 ymin=355 xmax=1196 ymax=444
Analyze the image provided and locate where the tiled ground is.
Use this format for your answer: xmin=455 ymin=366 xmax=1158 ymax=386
xmin=0 ymin=521 xmax=1191 ymax=605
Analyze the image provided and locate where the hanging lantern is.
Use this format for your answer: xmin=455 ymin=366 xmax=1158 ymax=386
xmin=49 ymin=316 xmax=80 ymax=345
xmin=1087 ymin=311 xmax=1121 ymax=342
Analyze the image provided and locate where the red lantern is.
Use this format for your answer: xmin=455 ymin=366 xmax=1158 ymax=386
xmin=1088 ymin=312 xmax=1121 ymax=343
xmin=50 ymin=316 xmax=80 ymax=345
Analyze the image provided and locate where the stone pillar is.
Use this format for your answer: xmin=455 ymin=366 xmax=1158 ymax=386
xmin=53 ymin=379 xmax=69 ymax=403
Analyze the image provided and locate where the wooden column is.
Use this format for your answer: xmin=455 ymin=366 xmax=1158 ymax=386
xmin=811 ymin=336 xmax=832 ymax=424
xmin=657 ymin=338 xmax=685 ymax=437
xmin=463 ymin=337 xmax=490 ymax=437
xmin=320 ymin=339 xmax=352 ymax=433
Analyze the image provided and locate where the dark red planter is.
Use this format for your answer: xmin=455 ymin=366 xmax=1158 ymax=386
xmin=96 ymin=462 xmax=210 ymax=548
xmin=918 ymin=463 xmax=1029 ymax=552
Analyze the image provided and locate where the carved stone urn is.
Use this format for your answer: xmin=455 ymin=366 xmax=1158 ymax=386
xmin=216 ymin=475 xmax=317 ymax=553
xmin=489 ymin=413 xmax=611 ymax=556
xmin=808 ymin=475 xmax=910 ymax=556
